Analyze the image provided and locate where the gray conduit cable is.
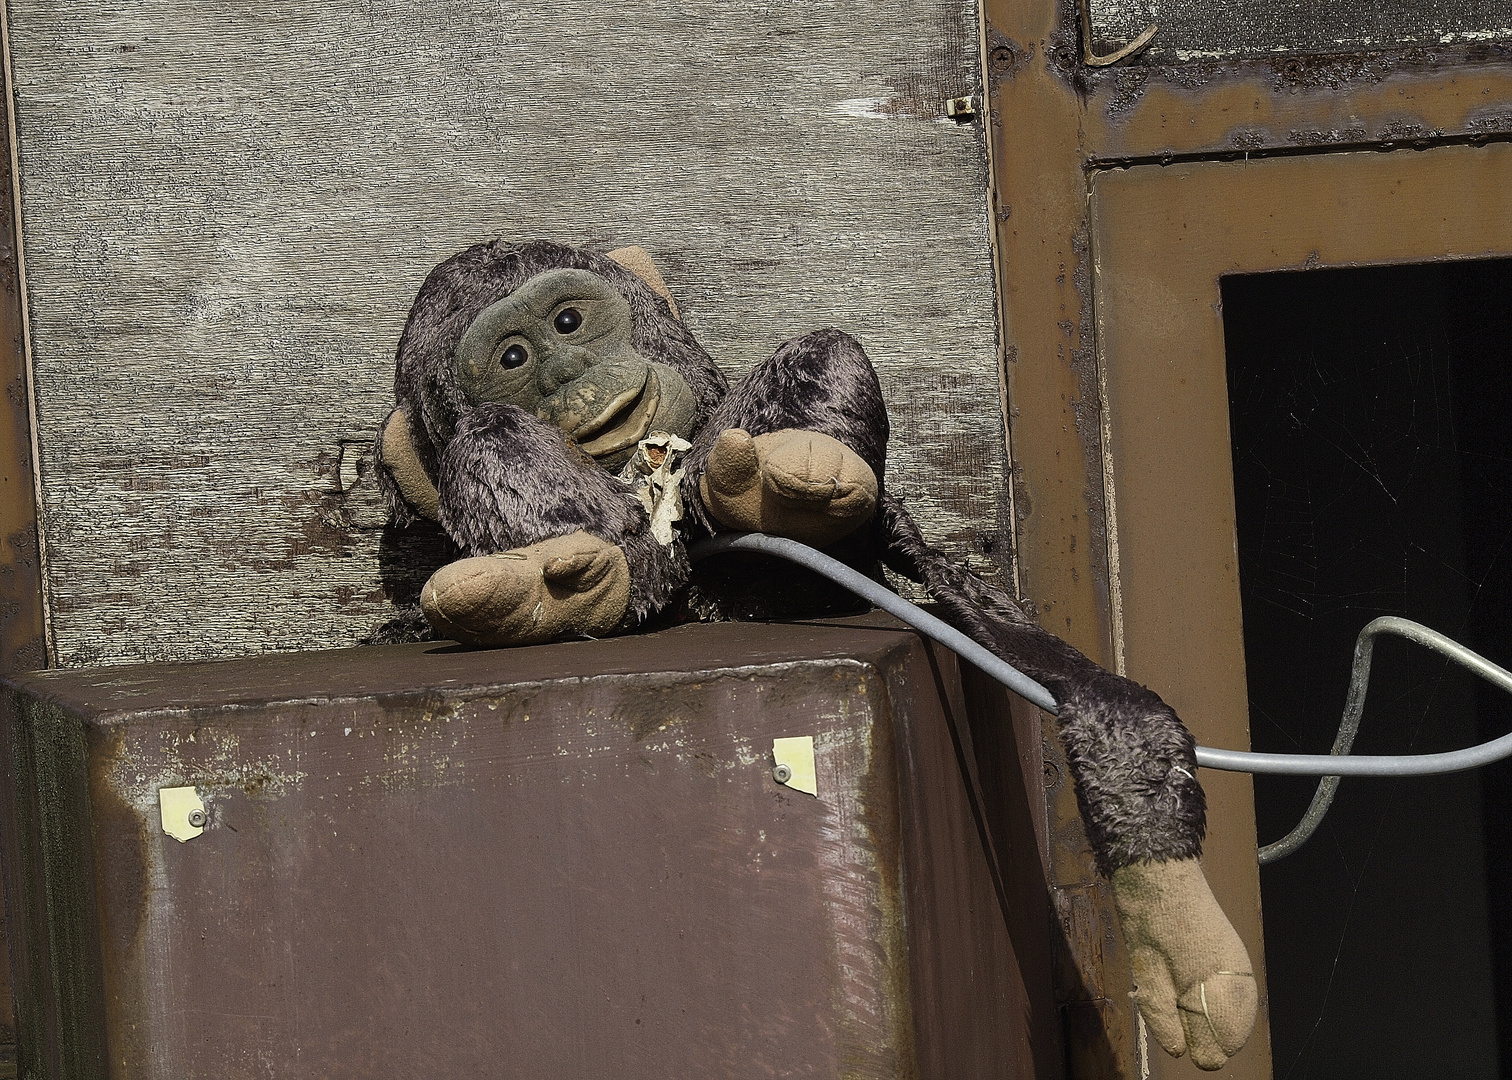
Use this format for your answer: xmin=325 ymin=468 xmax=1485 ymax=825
xmin=690 ymin=532 xmax=1061 ymax=713
xmin=691 ymin=534 xmax=1512 ymax=858
xmin=1254 ymin=616 xmax=1512 ymax=863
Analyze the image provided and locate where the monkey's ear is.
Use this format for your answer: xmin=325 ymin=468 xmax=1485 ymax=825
xmin=606 ymin=246 xmax=682 ymax=320
xmin=378 ymin=408 xmax=441 ymax=522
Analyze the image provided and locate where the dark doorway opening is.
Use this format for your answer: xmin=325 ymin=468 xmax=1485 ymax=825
xmin=1223 ymin=260 xmax=1512 ymax=1079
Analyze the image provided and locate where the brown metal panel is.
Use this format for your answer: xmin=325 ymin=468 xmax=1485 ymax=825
xmin=1 ymin=691 xmax=107 ymax=1080
xmin=925 ymin=647 xmax=1066 ymax=1080
xmin=980 ymin=6 xmax=1512 ymax=1079
xmin=983 ymin=7 xmax=1115 ymax=662
xmin=2 ymin=618 xmax=1051 ymax=1079
xmin=1089 ymin=139 xmax=1512 ymax=1078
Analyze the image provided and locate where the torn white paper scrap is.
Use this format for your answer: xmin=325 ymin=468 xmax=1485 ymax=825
xmin=618 ymin=432 xmax=692 ymax=546
xmin=772 ymin=736 xmax=817 ymax=797
xmin=159 ymin=786 xmax=205 ymax=842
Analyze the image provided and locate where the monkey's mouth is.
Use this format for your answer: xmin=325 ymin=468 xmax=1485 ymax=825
xmin=572 ymin=367 xmax=662 ymax=458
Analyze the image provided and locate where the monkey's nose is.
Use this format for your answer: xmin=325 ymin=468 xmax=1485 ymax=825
xmin=537 ymin=347 xmax=593 ymax=392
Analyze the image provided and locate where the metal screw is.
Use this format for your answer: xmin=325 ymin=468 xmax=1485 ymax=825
xmin=187 ymin=809 xmax=207 ymax=828
xmin=772 ymin=764 xmax=793 ymax=784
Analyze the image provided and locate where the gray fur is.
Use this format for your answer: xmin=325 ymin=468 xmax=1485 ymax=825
xmin=375 ymin=239 xmax=728 ymax=526
xmin=437 ymin=403 xmax=687 ymax=621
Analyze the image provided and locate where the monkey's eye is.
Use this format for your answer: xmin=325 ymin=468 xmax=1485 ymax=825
xmin=500 ymin=343 xmax=529 ymax=369
xmin=553 ymin=307 xmax=582 ymax=335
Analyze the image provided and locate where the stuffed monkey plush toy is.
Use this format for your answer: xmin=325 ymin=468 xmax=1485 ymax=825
xmin=375 ymin=240 xmax=1258 ymax=1069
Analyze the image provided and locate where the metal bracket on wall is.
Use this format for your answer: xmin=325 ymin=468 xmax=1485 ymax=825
xmin=1078 ymin=0 xmax=1158 ymax=66
xmin=945 ymin=94 xmax=977 ymax=121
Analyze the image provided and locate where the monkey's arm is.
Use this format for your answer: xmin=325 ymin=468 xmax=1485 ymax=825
xmin=882 ymin=495 xmax=1204 ymax=867
xmin=683 ymin=329 xmax=888 ymax=547
xmin=685 ymin=328 xmax=888 ymax=481
xmin=695 ymin=328 xmax=1211 ymax=866
xmin=396 ymin=403 xmax=688 ymax=644
xmin=881 ymin=494 xmax=1256 ymax=1070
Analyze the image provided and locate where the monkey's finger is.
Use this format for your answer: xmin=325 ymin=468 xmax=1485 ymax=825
xmin=535 ymin=530 xmax=611 ymax=558
xmin=539 ymin=532 xmax=619 ymax=589
xmin=704 ymin=429 xmax=761 ymax=496
xmin=766 ymin=472 xmax=842 ymax=503
xmin=766 ymin=473 xmax=876 ymax=514
xmin=543 ymin=549 xmax=616 ymax=590
xmin=1130 ymin=949 xmax=1187 ymax=1060
xmin=761 ymin=431 xmax=878 ymax=510
xmin=422 ymin=556 xmax=539 ymax=644
xmin=761 ymin=432 xmax=844 ymax=495
xmin=1179 ymin=972 xmax=1258 ymax=1070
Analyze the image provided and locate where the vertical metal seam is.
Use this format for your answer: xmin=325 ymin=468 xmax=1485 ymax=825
xmin=1084 ymin=167 xmax=1127 ymax=677
xmin=0 ymin=0 xmax=53 ymax=667
xmin=974 ymin=1 xmax=1024 ymax=599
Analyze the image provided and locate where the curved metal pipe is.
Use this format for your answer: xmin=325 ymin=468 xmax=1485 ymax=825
xmin=1251 ymin=617 xmax=1512 ymax=862
xmin=690 ymin=532 xmax=1059 ymax=712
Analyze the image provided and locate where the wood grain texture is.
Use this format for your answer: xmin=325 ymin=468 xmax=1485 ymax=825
xmin=1091 ymin=0 xmax=1512 ymax=63
xmin=4 ymin=0 xmax=1004 ymax=665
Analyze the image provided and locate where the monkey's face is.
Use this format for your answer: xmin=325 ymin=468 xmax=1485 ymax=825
xmin=454 ymin=268 xmax=698 ymax=466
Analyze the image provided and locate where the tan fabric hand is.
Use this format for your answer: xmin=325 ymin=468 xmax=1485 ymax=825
xmin=700 ymin=428 xmax=878 ymax=547
xmin=1111 ymin=858 xmax=1258 ymax=1071
xmin=421 ymin=531 xmax=630 ymax=647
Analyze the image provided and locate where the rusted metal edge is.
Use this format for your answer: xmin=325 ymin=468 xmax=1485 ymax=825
xmin=1083 ymin=40 xmax=1512 ymax=87
xmin=0 ymin=0 xmax=50 ymax=1065
xmin=972 ymin=0 xmax=1026 ymax=599
xmin=0 ymin=0 xmax=48 ymax=675
xmin=1074 ymin=34 xmax=1512 ymax=164
xmin=1087 ymin=125 xmax=1512 ymax=170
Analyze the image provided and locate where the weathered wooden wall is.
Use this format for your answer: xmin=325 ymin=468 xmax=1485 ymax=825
xmin=1091 ymin=0 xmax=1512 ymax=63
xmin=4 ymin=0 xmax=1004 ymax=666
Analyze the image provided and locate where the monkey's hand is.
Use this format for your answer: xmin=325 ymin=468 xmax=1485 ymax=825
xmin=1111 ymin=858 xmax=1257 ymax=1070
xmin=700 ymin=428 xmax=878 ymax=547
xmin=420 ymin=531 xmax=630 ymax=647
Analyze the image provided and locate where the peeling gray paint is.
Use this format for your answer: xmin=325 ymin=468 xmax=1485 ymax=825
xmin=6 ymin=0 xmax=1005 ymax=665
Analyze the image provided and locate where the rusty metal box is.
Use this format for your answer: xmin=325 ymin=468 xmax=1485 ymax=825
xmin=0 ymin=618 xmax=1057 ymax=1079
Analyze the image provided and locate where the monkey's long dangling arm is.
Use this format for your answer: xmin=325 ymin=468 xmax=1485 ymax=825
xmin=879 ymin=493 xmax=1257 ymax=1071
xmin=879 ymin=493 xmax=1205 ymax=869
